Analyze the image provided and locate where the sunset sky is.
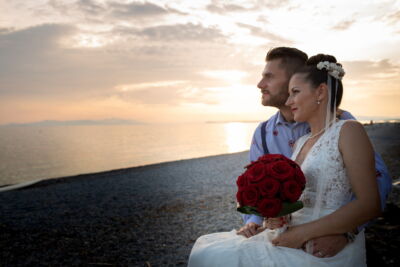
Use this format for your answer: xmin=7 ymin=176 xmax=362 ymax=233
xmin=1 ymin=0 xmax=399 ymax=124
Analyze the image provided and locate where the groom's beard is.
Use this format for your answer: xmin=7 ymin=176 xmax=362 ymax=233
xmin=262 ymin=90 xmax=289 ymax=108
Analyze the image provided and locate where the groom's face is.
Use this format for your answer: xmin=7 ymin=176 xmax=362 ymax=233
xmin=257 ymin=59 xmax=290 ymax=108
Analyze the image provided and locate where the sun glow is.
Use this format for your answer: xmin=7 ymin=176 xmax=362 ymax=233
xmin=70 ymin=34 xmax=108 ymax=48
xmin=200 ymin=70 xmax=249 ymax=83
xmin=115 ymin=81 xmax=188 ymax=92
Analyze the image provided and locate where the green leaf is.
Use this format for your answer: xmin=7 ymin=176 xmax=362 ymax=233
xmin=236 ymin=201 xmax=304 ymax=218
xmin=237 ymin=206 xmax=261 ymax=216
xmin=276 ymin=201 xmax=304 ymax=217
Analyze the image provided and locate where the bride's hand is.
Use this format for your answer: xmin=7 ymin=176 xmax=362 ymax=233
xmin=263 ymin=216 xmax=290 ymax=229
xmin=271 ymin=225 xmax=306 ymax=249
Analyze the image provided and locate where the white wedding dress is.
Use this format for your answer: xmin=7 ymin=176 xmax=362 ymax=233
xmin=188 ymin=120 xmax=366 ymax=266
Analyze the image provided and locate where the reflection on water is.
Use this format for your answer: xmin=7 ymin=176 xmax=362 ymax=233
xmin=0 ymin=122 xmax=258 ymax=185
xmin=224 ymin=122 xmax=254 ymax=153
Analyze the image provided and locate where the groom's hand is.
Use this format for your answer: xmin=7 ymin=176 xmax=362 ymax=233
xmin=236 ymin=222 xmax=260 ymax=238
xmin=310 ymin=234 xmax=348 ymax=258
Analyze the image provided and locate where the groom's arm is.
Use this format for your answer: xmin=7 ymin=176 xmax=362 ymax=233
xmin=237 ymin=125 xmax=265 ymax=237
xmin=242 ymin=214 xmax=263 ymax=226
xmin=370 ymin=152 xmax=392 ymax=212
xmin=243 ymin=125 xmax=265 ymax=226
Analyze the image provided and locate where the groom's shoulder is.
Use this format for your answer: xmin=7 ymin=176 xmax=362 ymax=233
xmin=338 ymin=109 xmax=356 ymax=120
xmin=255 ymin=111 xmax=280 ymax=129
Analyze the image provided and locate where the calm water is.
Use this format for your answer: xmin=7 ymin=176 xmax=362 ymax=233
xmin=0 ymin=123 xmax=258 ymax=186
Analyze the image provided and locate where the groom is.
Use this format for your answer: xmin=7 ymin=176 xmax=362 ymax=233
xmin=236 ymin=47 xmax=392 ymax=258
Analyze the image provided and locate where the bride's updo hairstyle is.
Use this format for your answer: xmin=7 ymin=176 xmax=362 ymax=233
xmin=295 ymin=54 xmax=344 ymax=113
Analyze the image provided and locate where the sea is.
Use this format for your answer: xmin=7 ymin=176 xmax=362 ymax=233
xmin=0 ymin=122 xmax=259 ymax=186
xmin=2 ymin=117 xmax=399 ymax=187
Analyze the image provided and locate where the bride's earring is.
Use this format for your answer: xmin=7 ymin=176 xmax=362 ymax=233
xmin=317 ymin=100 xmax=321 ymax=105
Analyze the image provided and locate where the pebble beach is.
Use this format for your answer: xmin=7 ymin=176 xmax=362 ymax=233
xmin=1 ymin=122 xmax=399 ymax=266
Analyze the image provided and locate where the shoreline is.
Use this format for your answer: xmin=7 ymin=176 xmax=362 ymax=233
xmin=2 ymin=122 xmax=399 ymax=191
xmin=0 ymin=150 xmax=250 ymax=191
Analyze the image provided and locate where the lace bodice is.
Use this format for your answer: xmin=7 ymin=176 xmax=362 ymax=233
xmin=291 ymin=120 xmax=353 ymax=221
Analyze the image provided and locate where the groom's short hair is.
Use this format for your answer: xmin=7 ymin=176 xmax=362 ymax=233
xmin=266 ymin=47 xmax=308 ymax=78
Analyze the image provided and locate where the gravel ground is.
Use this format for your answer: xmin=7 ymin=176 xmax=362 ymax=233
xmin=1 ymin=123 xmax=399 ymax=267
xmin=0 ymin=152 xmax=247 ymax=266
xmin=363 ymin=123 xmax=400 ymax=267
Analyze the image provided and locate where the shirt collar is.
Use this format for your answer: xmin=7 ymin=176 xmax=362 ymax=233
xmin=276 ymin=111 xmax=299 ymax=127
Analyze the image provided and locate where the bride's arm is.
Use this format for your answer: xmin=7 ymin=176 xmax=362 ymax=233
xmin=272 ymin=121 xmax=381 ymax=248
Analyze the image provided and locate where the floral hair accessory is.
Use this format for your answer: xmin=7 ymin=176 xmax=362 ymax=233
xmin=316 ymin=61 xmax=345 ymax=80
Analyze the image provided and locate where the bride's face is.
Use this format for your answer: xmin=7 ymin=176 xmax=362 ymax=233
xmin=285 ymin=73 xmax=320 ymax=122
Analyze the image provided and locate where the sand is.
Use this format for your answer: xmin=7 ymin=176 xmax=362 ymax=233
xmin=0 ymin=122 xmax=399 ymax=266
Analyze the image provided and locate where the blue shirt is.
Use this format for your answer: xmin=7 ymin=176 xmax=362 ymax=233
xmin=244 ymin=111 xmax=392 ymax=226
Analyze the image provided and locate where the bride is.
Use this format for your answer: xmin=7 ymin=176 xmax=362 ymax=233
xmin=188 ymin=55 xmax=381 ymax=266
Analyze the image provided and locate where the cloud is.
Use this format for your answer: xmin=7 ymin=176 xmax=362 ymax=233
xmin=207 ymin=3 xmax=251 ymax=14
xmin=236 ymin=22 xmax=292 ymax=44
xmin=255 ymin=0 xmax=290 ymax=9
xmin=332 ymin=19 xmax=356 ymax=31
xmin=0 ymin=24 xmax=113 ymax=96
xmin=0 ymin=24 xmax=75 ymax=81
xmin=341 ymin=59 xmax=400 ymax=117
xmin=75 ymin=0 xmax=106 ymax=16
xmin=385 ymin=10 xmax=400 ymax=26
xmin=46 ymin=0 xmax=182 ymax=23
xmin=344 ymin=59 xmax=400 ymax=81
xmin=0 ymin=27 xmax=13 ymax=34
xmin=116 ymin=81 xmax=218 ymax=105
xmin=135 ymin=23 xmax=226 ymax=41
xmin=115 ymin=81 xmax=187 ymax=92
xmin=118 ymin=85 xmax=187 ymax=105
xmin=112 ymin=22 xmax=227 ymax=43
xmin=109 ymin=1 xmax=170 ymax=18
xmin=207 ymin=0 xmax=290 ymax=13
xmin=47 ymin=0 xmax=76 ymax=16
xmin=0 ymin=21 xmax=236 ymax=106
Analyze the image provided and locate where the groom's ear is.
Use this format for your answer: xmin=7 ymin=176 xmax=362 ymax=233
xmin=316 ymin=83 xmax=328 ymax=102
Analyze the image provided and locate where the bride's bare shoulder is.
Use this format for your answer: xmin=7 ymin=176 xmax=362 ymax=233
xmin=339 ymin=120 xmax=372 ymax=152
xmin=340 ymin=120 xmax=365 ymax=135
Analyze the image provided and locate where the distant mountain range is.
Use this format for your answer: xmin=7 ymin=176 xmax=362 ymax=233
xmin=3 ymin=119 xmax=144 ymax=126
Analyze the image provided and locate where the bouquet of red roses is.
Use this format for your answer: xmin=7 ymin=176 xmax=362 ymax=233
xmin=236 ymin=154 xmax=306 ymax=218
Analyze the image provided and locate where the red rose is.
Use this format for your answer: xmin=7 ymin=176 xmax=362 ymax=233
xmin=236 ymin=154 xmax=306 ymax=218
xmin=245 ymin=161 xmax=257 ymax=169
xmin=236 ymin=190 xmax=244 ymax=205
xmin=246 ymin=162 xmax=267 ymax=184
xmin=257 ymin=198 xmax=282 ymax=217
xmin=258 ymin=178 xmax=280 ymax=198
xmin=283 ymin=157 xmax=299 ymax=168
xmin=236 ymin=174 xmax=248 ymax=188
xmin=281 ymin=180 xmax=302 ymax=202
xmin=294 ymin=167 xmax=306 ymax=188
xmin=269 ymin=160 xmax=295 ymax=181
xmin=258 ymin=154 xmax=286 ymax=164
xmin=239 ymin=185 xmax=259 ymax=206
